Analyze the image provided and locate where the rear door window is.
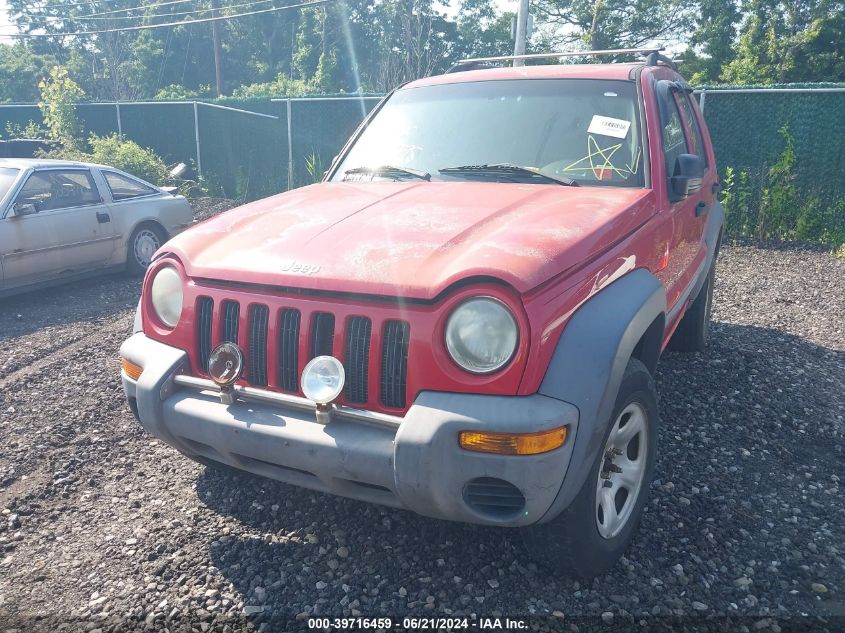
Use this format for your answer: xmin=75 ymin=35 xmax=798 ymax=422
xmin=104 ymin=171 xmax=157 ymax=201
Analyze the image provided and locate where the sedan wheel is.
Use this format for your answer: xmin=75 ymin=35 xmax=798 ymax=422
xmin=127 ymin=224 xmax=168 ymax=276
xmin=134 ymin=229 xmax=161 ymax=268
xmin=595 ymin=402 xmax=649 ymax=539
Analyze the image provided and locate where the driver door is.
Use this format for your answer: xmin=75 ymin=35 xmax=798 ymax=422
xmin=656 ymin=85 xmax=700 ymax=311
xmin=1 ymin=168 xmax=117 ymax=289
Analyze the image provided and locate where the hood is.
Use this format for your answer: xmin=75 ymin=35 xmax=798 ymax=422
xmin=165 ymin=182 xmax=655 ymax=300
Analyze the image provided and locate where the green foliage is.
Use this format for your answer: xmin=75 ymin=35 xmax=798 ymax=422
xmin=38 ymin=66 xmax=84 ymax=146
xmin=231 ymin=74 xmax=318 ymax=99
xmin=757 ymin=126 xmax=799 ymax=240
xmin=795 ymin=198 xmax=845 ymax=246
xmin=41 ymin=133 xmax=170 ymax=185
xmin=3 ymin=119 xmax=47 ymax=140
xmin=533 ymin=0 xmax=695 ymax=51
xmin=87 ymin=134 xmax=170 ymax=185
xmin=304 ymin=151 xmax=324 ymax=184
xmin=683 ymin=0 xmax=740 ymax=84
xmin=720 ymin=0 xmax=845 ymax=84
xmin=154 ymin=84 xmax=206 ymax=100
xmin=721 ymin=166 xmax=754 ymax=237
xmin=0 ymin=44 xmax=56 ymax=103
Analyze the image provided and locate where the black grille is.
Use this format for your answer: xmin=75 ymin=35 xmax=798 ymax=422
xmin=222 ymin=300 xmax=240 ymax=344
xmin=311 ymin=312 xmax=335 ymax=358
xmin=344 ymin=316 xmax=371 ymax=403
xmin=247 ymin=305 xmax=269 ymax=386
xmin=380 ymin=320 xmax=410 ymax=408
xmin=278 ymin=308 xmax=301 ymax=392
xmin=463 ymin=477 xmax=526 ymax=519
xmin=197 ymin=297 xmax=213 ymax=371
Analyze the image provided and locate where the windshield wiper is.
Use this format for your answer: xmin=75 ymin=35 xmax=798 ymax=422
xmin=342 ymin=165 xmax=431 ymax=181
xmin=439 ymin=163 xmax=578 ymax=186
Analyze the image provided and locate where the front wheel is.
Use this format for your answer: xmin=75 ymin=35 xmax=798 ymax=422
xmin=127 ymin=223 xmax=167 ymax=276
xmin=521 ymin=358 xmax=658 ymax=578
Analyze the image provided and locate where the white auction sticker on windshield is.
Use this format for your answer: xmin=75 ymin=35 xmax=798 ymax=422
xmin=588 ymin=115 xmax=631 ymax=139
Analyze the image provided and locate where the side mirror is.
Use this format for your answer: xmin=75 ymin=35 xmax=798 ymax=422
xmin=669 ymin=154 xmax=705 ymax=202
xmin=12 ymin=202 xmax=37 ymax=217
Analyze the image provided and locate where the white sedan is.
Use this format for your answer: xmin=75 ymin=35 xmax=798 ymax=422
xmin=0 ymin=158 xmax=193 ymax=297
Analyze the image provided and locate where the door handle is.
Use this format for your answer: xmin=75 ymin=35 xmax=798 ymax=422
xmin=712 ymin=182 xmax=721 ymax=194
xmin=96 ymin=211 xmax=111 ymax=224
xmin=695 ymin=201 xmax=709 ymax=217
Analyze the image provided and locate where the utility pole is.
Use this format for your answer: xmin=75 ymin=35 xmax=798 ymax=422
xmin=210 ymin=0 xmax=224 ymax=96
xmin=513 ymin=0 xmax=529 ymax=67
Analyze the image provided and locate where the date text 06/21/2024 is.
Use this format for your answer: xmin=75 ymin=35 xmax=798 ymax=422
xmin=307 ymin=617 xmax=529 ymax=630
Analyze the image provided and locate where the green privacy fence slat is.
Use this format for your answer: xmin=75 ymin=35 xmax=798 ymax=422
xmin=0 ymin=105 xmax=42 ymax=134
xmin=699 ymin=88 xmax=845 ymax=241
xmin=287 ymin=97 xmax=381 ymax=188
xmin=115 ymin=103 xmax=197 ymax=167
xmin=197 ymin=103 xmax=286 ymax=200
xmin=701 ymin=90 xmax=845 ymax=194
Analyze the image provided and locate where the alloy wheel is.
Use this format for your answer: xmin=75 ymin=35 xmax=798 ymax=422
xmin=134 ymin=229 xmax=161 ymax=269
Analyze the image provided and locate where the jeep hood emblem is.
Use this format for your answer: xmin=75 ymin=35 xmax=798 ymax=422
xmin=280 ymin=260 xmax=320 ymax=275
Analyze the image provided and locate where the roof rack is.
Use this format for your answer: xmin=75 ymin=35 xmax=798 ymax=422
xmin=447 ymin=47 xmax=677 ymax=73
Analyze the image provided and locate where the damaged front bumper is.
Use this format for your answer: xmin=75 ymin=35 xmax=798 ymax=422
xmin=119 ymin=332 xmax=579 ymax=527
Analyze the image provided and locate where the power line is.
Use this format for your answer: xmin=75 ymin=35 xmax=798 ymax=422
xmin=18 ymin=0 xmax=275 ymax=22
xmin=39 ymin=0 xmax=193 ymax=19
xmin=3 ymin=0 xmax=330 ymax=36
xmin=15 ymin=0 xmax=168 ymax=12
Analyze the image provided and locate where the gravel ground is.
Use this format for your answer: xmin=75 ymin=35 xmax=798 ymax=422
xmin=0 ymin=201 xmax=842 ymax=631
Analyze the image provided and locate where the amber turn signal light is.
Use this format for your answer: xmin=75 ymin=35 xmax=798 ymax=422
xmin=121 ymin=357 xmax=143 ymax=381
xmin=458 ymin=426 xmax=568 ymax=456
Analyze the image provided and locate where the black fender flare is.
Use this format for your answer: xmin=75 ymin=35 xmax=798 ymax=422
xmin=536 ymin=267 xmax=666 ymax=521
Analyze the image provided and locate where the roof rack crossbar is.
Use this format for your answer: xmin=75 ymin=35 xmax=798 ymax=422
xmin=455 ymin=47 xmax=665 ymax=66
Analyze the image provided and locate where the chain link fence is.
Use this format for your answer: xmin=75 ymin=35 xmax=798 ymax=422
xmin=698 ymin=85 xmax=845 ymax=245
xmin=0 ymin=87 xmax=842 ymax=245
xmin=0 ymin=96 xmax=381 ymax=201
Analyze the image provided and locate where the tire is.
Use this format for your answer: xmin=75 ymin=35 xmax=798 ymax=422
xmin=668 ymin=259 xmax=716 ymax=352
xmin=521 ymin=358 xmax=658 ymax=578
xmin=127 ymin=223 xmax=168 ymax=276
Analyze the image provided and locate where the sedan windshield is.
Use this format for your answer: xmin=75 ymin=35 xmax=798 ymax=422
xmin=0 ymin=167 xmax=20 ymax=200
xmin=332 ymin=78 xmax=644 ymax=187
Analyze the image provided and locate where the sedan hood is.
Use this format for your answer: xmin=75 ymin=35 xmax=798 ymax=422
xmin=165 ymin=182 xmax=654 ymax=300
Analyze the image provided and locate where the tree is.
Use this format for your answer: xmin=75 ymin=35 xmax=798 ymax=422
xmin=0 ymin=45 xmax=56 ymax=102
xmin=532 ymin=0 xmax=695 ymax=52
xmin=455 ymin=0 xmax=514 ymax=61
xmin=721 ymin=0 xmax=845 ymax=84
xmin=38 ymin=66 xmax=84 ymax=146
xmin=681 ymin=0 xmax=740 ymax=83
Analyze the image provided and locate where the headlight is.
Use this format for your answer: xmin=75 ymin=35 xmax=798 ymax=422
xmin=150 ymin=265 xmax=183 ymax=328
xmin=445 ymin=297 xmax=518 ymax=374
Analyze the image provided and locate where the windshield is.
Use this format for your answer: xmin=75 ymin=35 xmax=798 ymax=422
xmin=0 ymin=167 xmax=20 ymax=200
xmin=332 ymin=79 xmax=644 ymax=187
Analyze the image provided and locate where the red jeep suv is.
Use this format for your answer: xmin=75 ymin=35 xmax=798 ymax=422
xmin=120 ymin=50 xmax=722 ymax=577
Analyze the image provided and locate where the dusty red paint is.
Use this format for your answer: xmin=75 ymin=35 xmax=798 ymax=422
xmin=142 ymin=63 xmax=718 ymax=413
xmin=163 ymin=182 xmax=655 ymax=300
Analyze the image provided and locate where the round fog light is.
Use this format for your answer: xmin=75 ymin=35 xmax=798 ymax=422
xmin=301 ymin=356 xmax=345 ymax=404
xmin=208 ymin=342 xmax=244 ymax=387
